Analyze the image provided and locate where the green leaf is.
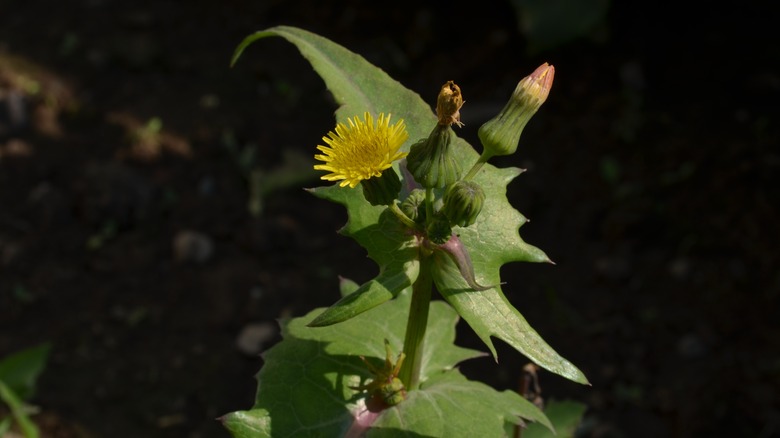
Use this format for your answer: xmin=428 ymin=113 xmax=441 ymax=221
xmin=523 ymin=400 xmax=588 ymax=438
xmin=222 ymin=290 xmax=551 ymax=437
xmin=370 ymin=370 xmax=552 ymax=437
xmin=0 ymin=380 xmax=39 ymax=438
xmin=232 ymin=26 xmax=436 ymax=142
xmin=0 ymin=343 xmax=51 ymax=400
xmin=307 ymin=187 xmax=420 ymax=326
xmin=231 ymin=24 xmax=586 ymax=384
xmin=296 ymin=293 xmax=482 ymax=385
xmin=432 ymin=244 xmax=588 ymax=384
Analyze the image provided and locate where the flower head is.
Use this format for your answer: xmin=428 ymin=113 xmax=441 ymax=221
xmin=314 ymin=112 xmax=409 ymax=188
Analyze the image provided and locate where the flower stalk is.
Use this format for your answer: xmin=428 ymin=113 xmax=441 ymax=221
xmin=398 ymin=254 xmax=433 ymax=390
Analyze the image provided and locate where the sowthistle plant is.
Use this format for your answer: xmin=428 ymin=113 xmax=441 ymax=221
xmin=222 ymin=26 xmax=588 ymax=438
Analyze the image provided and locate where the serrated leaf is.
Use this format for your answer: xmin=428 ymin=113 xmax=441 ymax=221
xmin=222 ymin=290 xmax=552 ymax=437
xmin=369 ymin=370 xmax=552 ymax=437
xmin=232 ymin=25 xmax=436 ymax=142
xmin=432 ymin=247 xmax=588 ymax=384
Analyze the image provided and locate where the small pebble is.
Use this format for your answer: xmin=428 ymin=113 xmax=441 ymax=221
xmin=172 ymin=230 xmax=214 ymax=264
xmin=235 ymin=322 xmax=278 ymax=356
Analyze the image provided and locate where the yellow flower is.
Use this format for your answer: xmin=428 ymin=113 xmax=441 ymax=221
xmin=314 ymin=112 xmax=409 ymax=188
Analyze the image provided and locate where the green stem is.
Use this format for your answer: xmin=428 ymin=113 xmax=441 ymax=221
xmin=424 ymin=187 xmax=435 ymax=222
xmin=398 ymin=254 xmax=432 ymax=390
xmin=463 ymin=153 xmax=491 ymax=181
xmin=389 ymin=202 xmax=418 ymax=229
xmin=0 ymin=380 xmax=39 ymax=438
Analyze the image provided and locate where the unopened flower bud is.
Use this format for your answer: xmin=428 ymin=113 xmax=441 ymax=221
xmin=400 ymin=189 xmax=426 ymax=223
xmin=442 ymin=181 xmax=485 ymax=227
xmin=379 ymin=377 xmax=406 ymax=407
xmin=478 ymin=63 xmax=554 ymax=158
xmin=361 ymin=167 xmax=401 ymax=206
xmin=426 ymin=216 xmax=452 ymax=244
xmin=405 ymin=124 xmax=462 ymax=189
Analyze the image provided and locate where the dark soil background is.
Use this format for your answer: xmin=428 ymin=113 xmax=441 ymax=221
xmin=1 ymin=1 xmax=778 ymax=437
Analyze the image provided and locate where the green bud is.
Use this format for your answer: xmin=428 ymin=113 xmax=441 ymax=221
xmin=442 ymin=181 xmax=485 ymax=227
xmin=426 ymin=215 xmax=452 ymax=244
xmin=379 ymin=377 xmax=407 ymax=406
xmin=400 ymin=189 xmax=426 ymax=224
xmin=478 ymin=63 xmax=554 ymax=158
xmin=360 ymin=167 xmax=402 ymax=206
xmin=405 ymin=124 xmax=462 ymax=189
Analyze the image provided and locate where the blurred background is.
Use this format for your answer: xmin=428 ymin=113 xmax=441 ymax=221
xmin=1 ymin=0 xmax=778 ymax=437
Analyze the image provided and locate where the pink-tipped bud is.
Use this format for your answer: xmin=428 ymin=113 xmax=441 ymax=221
xmin=523 ymin=62 xmax=555 ymax=105
xmin=477 ymin=63 xmax=555 ymax=158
